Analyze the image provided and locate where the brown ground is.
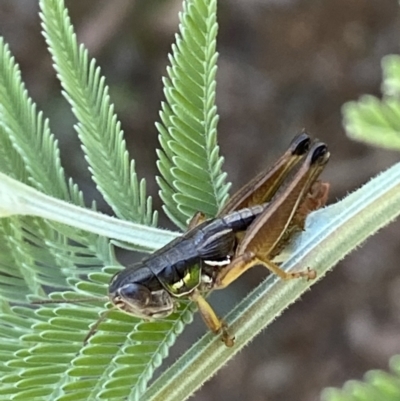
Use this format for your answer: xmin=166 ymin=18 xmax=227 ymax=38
xmin=1 ymin=0 xmax=399 ymax=400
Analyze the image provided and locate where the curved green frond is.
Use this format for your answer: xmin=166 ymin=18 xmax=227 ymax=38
xmin=342 ymin=54 xmax=400 ymax=150
xmin=0 ymin=124 xmax=27 ymax=185
xmin=0 ymin=305 xmax=45 ymax=381
xmin=156 ymin=0 xmax=230 ymax=229
xmin=0 ymin=38 xmax=72 ymax=200
xmin=0 ymin=32 xmax=121 ymax=394
xmin=0 ymin=37 xmax=97 ymax=295
xmin=39 ymin=0 xmax=157 ymax=226
xmin=322 ymin=355 xmax=400 ymax=401
xmin=0 ymin=217 xmax=70 ymax=302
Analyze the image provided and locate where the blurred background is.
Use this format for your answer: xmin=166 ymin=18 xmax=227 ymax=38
xmin=0 ymin=0 xmax=399 ymax=400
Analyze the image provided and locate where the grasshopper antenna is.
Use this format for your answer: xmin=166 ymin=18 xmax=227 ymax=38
xmin=31 ymin=296 xmax=109 ymax=305
xmin=31 ymin=296 xmax=112 ymax=344
xmin=83 ymin=306 xmax=117 ymax=344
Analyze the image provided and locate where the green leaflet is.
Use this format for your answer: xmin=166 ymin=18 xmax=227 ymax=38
xmin=40 ymin=0 xmax=156 ymax=226
xmin=156 ymin=0 xmax=230 ymax=229
xmin=343 ymin=55 xmax=400 ymax=150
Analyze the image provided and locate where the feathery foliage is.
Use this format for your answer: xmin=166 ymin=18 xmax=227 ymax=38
xmin=0 ymin=0 xmax=225 ymax=399
xmin=0 ymin=39 xmax=71 ymax=296
xmin=0 ymin=28 xmax=116 ymax=399
xmin=0 ymin=0 xmax=399 ymax=400
xmin=40 ymin=0 xmax=157 ymax=226
xmin=156 ymin=0 xmax=230 ymax=229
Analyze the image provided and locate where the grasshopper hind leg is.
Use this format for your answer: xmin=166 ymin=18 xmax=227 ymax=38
xmin=215 ymin=142 xmax=329 ymax=290
xmin=214 ymin=251 xmax=316 ymax=291
xmin=214 ymin=186 xmax=327 ymax=287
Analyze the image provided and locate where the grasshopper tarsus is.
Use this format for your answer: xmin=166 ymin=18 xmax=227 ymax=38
xmin=221 ymin=330 xmax=235 ymax=348
xmin=306 ymin=268 xmax=317 ymax=281
xmin=287 ymin=267 xmax=317 ymax=281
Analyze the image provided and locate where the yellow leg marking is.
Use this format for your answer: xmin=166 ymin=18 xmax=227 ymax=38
xmin=189 ymin=290 xmax=234 ymax=347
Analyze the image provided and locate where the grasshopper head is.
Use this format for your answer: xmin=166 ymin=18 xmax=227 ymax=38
xmin=109 ymin=272 xmax=175 ymax=319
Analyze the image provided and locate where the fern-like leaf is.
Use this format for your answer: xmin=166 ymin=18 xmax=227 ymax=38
xmin=0 ymin=36 xmax=104 ymax=295
xmin=0 ymin=38 xmax=72 ymax=200
xmin=0 ymin=268 xmax=196 ymax=401
xmin=156 ymin=0 xmax=230 ymax=229
xmin=0 ymin=4 xmax=145 ymax=398
xmin=40 ymin=0 xmax=157 ymax=226
xmin=0 ymin=0 xmax=221 ymax=399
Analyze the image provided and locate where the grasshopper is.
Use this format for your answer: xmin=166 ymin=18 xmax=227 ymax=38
xmin=35 ymin=132 xmax=330 ymax=346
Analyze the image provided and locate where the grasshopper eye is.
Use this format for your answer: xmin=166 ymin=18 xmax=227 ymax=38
xmin=111 ymin=283 xmax=174 ymax=319
xmin=118 ymin=283 xmax=151 ymax=306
